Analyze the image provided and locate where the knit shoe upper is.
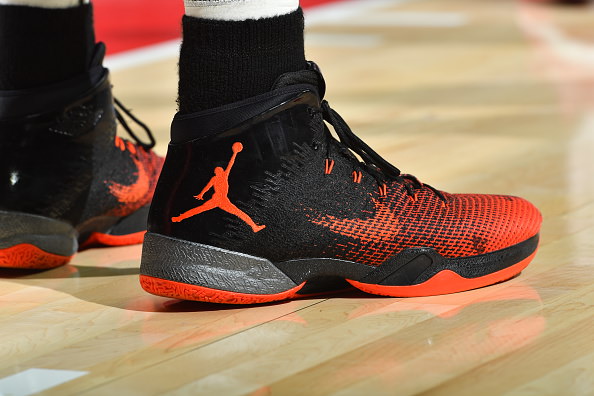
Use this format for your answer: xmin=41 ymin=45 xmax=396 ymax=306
xmin=140 ymin=62 xmax=542 ymax=303
xmin=0 ymin=44 xmax=163 ymax=268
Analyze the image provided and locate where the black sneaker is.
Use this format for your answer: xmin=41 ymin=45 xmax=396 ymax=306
xmin=140 ymin=62 xmax=541 ymax=304
xmin=0 ymin=44 xmax=163 ymax=269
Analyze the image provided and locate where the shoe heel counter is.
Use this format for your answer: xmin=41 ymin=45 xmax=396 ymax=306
xmin=147 ymin=90 xmax=321 ymax=251
xmin=147 ymin=139 xmax=235 ymax=245
xmin=0 ymin=77 xmax=116 ymax=223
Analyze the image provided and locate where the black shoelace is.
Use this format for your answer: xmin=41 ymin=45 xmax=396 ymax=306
xmin=320 ymin=100 xmax=446 ymax=202
xmin=114 ymin=97 xmax=156 ymax=151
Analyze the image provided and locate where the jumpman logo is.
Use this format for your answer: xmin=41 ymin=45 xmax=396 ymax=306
xmin=171 ymin=142 xmax=266 ymax=233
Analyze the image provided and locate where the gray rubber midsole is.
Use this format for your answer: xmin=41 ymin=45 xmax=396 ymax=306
xmin=0 ymin=211 xmax=78 ymax=256
xmin=140 ymin=232 xmax=298 ymax=295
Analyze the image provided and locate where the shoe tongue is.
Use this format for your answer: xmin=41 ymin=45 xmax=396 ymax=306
xmin=83 ymin=42 xmax=108 ymax=87
xmin=272 ymin=61 xmax=326 ymax=98
xmin=90 ymin=42 xmax=107 ymax=69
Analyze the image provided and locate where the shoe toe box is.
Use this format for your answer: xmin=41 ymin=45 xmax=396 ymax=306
xmin=447 ymin=193 xmax=542 ymax=256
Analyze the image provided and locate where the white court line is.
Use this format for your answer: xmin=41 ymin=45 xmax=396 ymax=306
xmin=306 ymin=32 xmax=382 ymax=47
xmin=104 ymin=38 xmax=181 ymax=71
xmin=104 ymin=2 xmax=468 ymax=70
xmin=104 ymin=0 xmax=420 ymax=71
xmin=0 ymin=368 xmax=87 ymax=396
xmin=328 ymin=12 xmax=468 ymax=28
xmin=304 ymin=0 xmax=417 ymax=26
xmin=104 ymin=30 xmax=382 ymax=72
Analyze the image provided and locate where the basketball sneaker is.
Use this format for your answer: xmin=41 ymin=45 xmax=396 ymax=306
xmin=140 ymin=62 xmax=542 ymax=304
xmin=0 ymin=44 xmax=163 ymax=269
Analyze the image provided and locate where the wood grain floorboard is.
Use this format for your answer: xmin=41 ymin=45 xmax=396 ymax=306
xmin=1 ymin=0 xmax=593 ymax=394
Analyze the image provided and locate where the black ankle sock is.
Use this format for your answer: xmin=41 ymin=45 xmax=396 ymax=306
xmin=0 ymin=4 xmax=95 ymax=90
xmin=178 ymin=8 xmax=307 ymax=114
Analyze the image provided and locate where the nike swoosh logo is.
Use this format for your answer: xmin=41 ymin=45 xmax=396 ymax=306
xmin=107 ymin=156 xmax=150 ymax=206
xmin=307 ymin=198 xmax=400 ymax=244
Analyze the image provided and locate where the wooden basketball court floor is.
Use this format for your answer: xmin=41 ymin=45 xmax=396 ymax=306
xmin=1 ymin=0 xmax=594 ymax=394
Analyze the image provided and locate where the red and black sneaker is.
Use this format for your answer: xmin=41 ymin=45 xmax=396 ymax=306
xmin=0 ymin=44 xmax=163 ymax=269
xmin=140 ymin=62 xmax=542 ymax=304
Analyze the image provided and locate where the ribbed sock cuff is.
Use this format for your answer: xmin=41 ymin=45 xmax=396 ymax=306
xmin=178 ymin=8 xmax=307 ymax=114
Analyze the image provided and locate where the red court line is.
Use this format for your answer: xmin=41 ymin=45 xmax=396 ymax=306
xmin=94 ymin=0 xmax=348 ymax=55
xmin=301 ymin=0 xmax=345 ymax=7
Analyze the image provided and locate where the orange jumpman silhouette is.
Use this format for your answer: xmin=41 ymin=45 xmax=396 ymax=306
xmin=171 ymin=142 xmax=266 ymax=233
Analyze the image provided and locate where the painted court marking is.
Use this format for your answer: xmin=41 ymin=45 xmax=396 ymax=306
xmin=0 ymin=368 xmax=87 ymax=396
xmin=104 ymin=38 xmax=181 ymax=71
xmin=332 ymin=12 xmax=468 ymax=28
xmin=306 ymin=33 xmax=383 ymax=48
xmin=303 ymin=0 xmax=416 ymax=26
xmin=104 ymin=30 xmax=384 ymax=71
xmin=104 ymin=0 xmax=469 ymax=71
xmin=105 ymin=0 xmax=423 ymax=71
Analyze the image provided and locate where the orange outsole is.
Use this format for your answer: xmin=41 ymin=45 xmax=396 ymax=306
xmin=139 ymin=250 xmax=537 ymax=304
xmin=140 ymin=275 xmax=307 ymax=304
xmin=1 ymin=231 xmax=146 ymax=270
xmin=79 ymin=231 xmax=146 ymax=250
xmin=0 ymin=243 xmax=72 ymax=269
xmin=347 ymin=250 xmax=537 ymax=297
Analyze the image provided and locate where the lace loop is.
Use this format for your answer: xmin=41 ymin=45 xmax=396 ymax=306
xmin=321 ymin=100 xmax=401 ymax=179
xmin=319 ymin=100 xmax=446 ymax=202
xmin=114 ymin=97 xmax=156 ymax=151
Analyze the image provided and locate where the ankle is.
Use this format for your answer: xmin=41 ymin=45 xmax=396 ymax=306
xmin=177 ymin=8 xmax=307 ymax=114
